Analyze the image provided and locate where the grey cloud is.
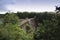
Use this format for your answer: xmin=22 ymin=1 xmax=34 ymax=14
xmin=0 ymin=0 xmax=15 ymax=11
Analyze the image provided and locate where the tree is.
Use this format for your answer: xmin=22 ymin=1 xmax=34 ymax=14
xmin=34 ymin=17 xmax=58 ymax=40
xmin=3 ymin=13 xmax=19 ymax=25
xmin=0 ymin=13 xmax=33 ymax=40
xmin=34 ymin=23 xmax=45 ymax=40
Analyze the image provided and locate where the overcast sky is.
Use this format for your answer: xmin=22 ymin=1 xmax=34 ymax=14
xmin=0 ymin=0 xmax=60 ymax=13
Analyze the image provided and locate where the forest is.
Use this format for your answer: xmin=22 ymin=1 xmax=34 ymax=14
xmin=0 ymin=12 xmax=60 ymax=40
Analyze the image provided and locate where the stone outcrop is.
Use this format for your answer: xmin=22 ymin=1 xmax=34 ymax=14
xmin=19 ymin=18 xmax=37 ymax=32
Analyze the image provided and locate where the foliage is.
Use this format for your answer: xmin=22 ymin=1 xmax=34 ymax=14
xmin=3 ymin=13 xmax=19 ymax=25
xmin=34 ymin=23 xmax=45 ymax=40
xmin=0 ymin=24 xmax=28 ymax=40
xmin=1 ymin=12 xmax=60 ymax=40
xmin=23 ymin=24 xmax=34 ymax=40
xmin=34 ymin=14 xmax=60 ymax=40
xmin=26 ymin=24 xmax=33 ymax=33
xmin=0 ymin=13 xmax=33 ymax=40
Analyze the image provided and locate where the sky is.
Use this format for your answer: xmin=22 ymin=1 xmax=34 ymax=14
xmin=0 ymin=0 xmax=60 ymax=13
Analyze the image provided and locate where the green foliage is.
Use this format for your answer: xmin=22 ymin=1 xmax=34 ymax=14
xmin=0 ymin=13 xmax=33 ymax=40
xmin=3 ymin=13 xmax=19 ymax=25
xmin=34 ymin=23 xmax=45 ymax=40
xmin=1 ymin=12 xmax=60 ymax=40
xmin=34 ymin=16 xmax=59 ymax=40
xmin=26 ymin=24 xmax=33 ymax=33
xmin=25 ymin=24 xmax=34 ymax=40
xmin=0 ymin=24 xmax=28 ymax=40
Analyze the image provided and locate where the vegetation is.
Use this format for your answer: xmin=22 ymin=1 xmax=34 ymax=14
xmin=0 ymin=12 xmax=60 ymax=40
xmin=0 ymin=13 xmax=33 ymax=40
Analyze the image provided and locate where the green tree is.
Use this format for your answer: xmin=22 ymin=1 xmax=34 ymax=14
xmin=34 ymin=18 xmax=58 ymax=40
xmin=34 ymin=23 xmax=45 ymax=40
xmin=3 ymin=13 xmax=19 ymax=25
xmin=0 ymin=13 xmax=33 ymax=40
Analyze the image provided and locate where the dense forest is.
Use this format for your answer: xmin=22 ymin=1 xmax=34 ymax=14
xmin=0 ymin=12 xmax=60 ymax=40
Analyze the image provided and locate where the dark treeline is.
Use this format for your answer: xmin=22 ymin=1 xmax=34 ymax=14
xmin=16 ymin=12 xmax=55 ymax=23
xmin=0 ymin=12 xmax=60 ymax=40
xmin=15 ymin=12 xmax=60 ymax=40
